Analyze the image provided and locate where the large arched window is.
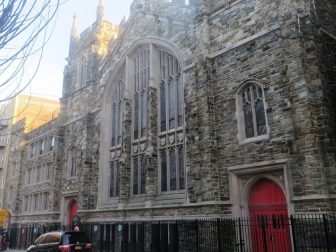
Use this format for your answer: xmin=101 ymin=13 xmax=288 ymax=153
xmin=236 ymin=81 xmax=269 ymax=144
xmin=99 ymin=41 xmax=186 ymax=206
xmin=68 ymin=146 xmax=77 ymax=177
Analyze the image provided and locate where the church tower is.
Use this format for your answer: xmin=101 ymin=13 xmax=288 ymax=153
xmin=62 ymin=0 xmax=119 ymax=99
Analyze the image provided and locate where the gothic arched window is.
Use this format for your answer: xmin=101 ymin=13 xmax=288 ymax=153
xmin=158 ymin=51 xmax=185 ymax=192
xmin=99 ymin=41 xmax=186 ymax=207
xmin=79 ymin=57 xmax=87 ymax=88
xmin=110 ymin=80 xmax=124 ymax=198
xmin=68 ymin=146 xmax=77 ymax=177
xmin=237 ymin=82 xmax=268 ymax=143
xmin=131 ymin=49 xmax=149 ymax=195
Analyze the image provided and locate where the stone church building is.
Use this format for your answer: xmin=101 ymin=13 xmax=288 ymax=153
xmin=3 ymin=0 xmax=336 ymax=250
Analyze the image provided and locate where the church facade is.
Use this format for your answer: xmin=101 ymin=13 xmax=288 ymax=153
xmin=4 ymin=0 xmax=336 ymax=250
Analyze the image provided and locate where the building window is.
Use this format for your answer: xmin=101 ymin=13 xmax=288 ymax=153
xmin=109 ymin=162 xmax=120 ymax=197
xmin=158 ymin=51 xmax=185 ymax=193
xmin=46 ymin=163 xmax=52 ymax=180
xmin=30 ymin=143 xmax=35 ymax=159
xmin=132 ymin=155 xmax=146 ymax=195
xmin=33 ymin=194 xmax=38 ymax=211
xmin=131 ymin=49 xmax=150 ymax=196
xmin=36 ymin=165 xmax=41 ymax=183
xmin=39 ymin=138 xmax=45 ymax=155
xmin=8 ymin=186 xmax=13 ymax=202
xmin=133 ymin=49 xmax=149 ymax=140
xmin=24 ymin=195 xmax=29 ymax=212
xmin=109 ymin=78 xmax=124 ymax=198
xmin=237 ymin=82 xmax=268 ymax=143
xmin=42 ymin=193 xmax=49 ymax=210
xmin=68 ymin=146 xmax=77 ymax=177
xmin=27 ymin=169 xmax=30 ymax=184
xmin=101 ymin=43 xmax=186 ymax=202
xmin=79 ymin=57 xmax=87 ymax=88
xmin=111 ymin=80 xmax=124 ymax=147
xmin=159 ymin=51 xmax=183 ymax=131
xmin=49 ymin=134 xmax=55 ymax=151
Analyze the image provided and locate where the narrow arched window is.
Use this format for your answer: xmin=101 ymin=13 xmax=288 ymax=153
xmin=133 ymin=50 xmax=149 ymax=140
xmin=68 ymin=146 xmax=77 ymax=177
xmin=110 ymin=79 xmax=124 ymax=198
xmin=79 ymin=57 xmax=87 ymax=88
xmin=131 ymin=49 xmax=150 ymax=195
xmin=237 ymin=82 xmax=268 ymax=143
xmin=111 ymin=80 xmax=124 ymax=147
xmin=158 ymin=51 xmax=185 ymax=192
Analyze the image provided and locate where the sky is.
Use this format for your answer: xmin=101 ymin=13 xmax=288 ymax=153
xmin=25 ymin=0 xmax=134 ymax=100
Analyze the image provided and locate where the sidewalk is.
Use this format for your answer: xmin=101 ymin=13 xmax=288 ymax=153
xmin=8 ymin=250 xmax=26 ymax=252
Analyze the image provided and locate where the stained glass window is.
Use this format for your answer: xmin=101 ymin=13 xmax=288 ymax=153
xmin=240 ymin=83 xmax=267 ymax=139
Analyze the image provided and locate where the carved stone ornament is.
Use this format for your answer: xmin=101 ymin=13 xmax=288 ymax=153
xmin=178 ymin=133 xmax=184 ymax=143
xmin=116 ymin=150 xmax=121 ymax=158
xmin=141 ymin=143 xmax=146 ymax=152
xmin=134 ymin=145 xmax=138 ymax=154
xmin=241 ymin=176 xmax=250 ymax=188
xmin=160 ymin=137 xmax=166 ymax=146
xmin=169 ymin=135 xmax=175 ymax=145
xmin=111 ymin=151 xmax=115 ymax=159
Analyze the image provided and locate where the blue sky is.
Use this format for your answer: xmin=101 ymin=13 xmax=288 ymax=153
xmin=27 ymin=0 xmax=133 ymax=100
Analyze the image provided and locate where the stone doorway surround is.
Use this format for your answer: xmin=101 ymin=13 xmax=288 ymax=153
xmin=60 ymin=194 xmax=78 ymax=226
xmin=228 ymin=159 xmax=294 ymax=217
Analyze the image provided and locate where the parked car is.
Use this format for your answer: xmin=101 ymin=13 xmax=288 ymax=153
xmin=27 ymin=231 xmax=92 ymax=252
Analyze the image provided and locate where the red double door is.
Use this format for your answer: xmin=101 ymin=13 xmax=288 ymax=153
xmin=248 ymin=179 xmax=291 ymax=252
xmin=68 ymin=200 xmax=78 ymax=229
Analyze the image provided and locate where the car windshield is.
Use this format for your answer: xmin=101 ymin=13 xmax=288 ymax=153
xmin=62 ymin=232 xmax=90 ymax=245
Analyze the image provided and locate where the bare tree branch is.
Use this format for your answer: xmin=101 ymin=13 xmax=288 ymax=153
xmin=0 ymin=0 xmax=60 ymax=103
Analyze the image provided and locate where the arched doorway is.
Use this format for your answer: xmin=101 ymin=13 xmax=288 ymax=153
xmin=68 ymin=200 xmax=78 ymax=230
xmin=248 ymin=179 xmax=291 ymax=252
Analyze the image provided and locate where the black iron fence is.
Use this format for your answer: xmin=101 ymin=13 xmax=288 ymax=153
xmin=8 ymin=214 xmax=336 ymax=252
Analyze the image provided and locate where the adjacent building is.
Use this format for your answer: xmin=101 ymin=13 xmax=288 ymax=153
xmin=0 ymin=95 xmax=59 ymax=227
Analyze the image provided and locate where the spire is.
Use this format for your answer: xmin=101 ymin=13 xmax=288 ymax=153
xmin=97 ymin=0 xmax=104 ymax=22
xmin=71 ymin=13 xmax=78 ymax=38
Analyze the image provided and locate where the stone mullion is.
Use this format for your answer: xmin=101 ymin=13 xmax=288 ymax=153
xmin=145 ymin=86 xmax=158 ymax=207
xmin=118 ymin=97 xmax=132 ymax=206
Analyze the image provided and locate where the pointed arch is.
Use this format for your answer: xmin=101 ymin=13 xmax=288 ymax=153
xmin=79 ymin=56 xmax=87 ymax=88
xmin=236 ymin=79 xmax=269 ymax=144
xmin=99 ymin=38 xmax=186 ymax=206
xmin=247 ymin=178 xmax=291 ymax=252
xmin=68 ymin=145 xmax=77 ymax=177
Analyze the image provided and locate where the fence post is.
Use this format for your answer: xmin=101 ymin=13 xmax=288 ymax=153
xmin=176 ymin=220 xmax=179 ymax=252
xmin=237 ymin=218 xmax=244 ymax=252
xmin=195 ymin=220 xmax=199 ymax=252
xmin=217 ymin=218 xmax=222 ymax=252
xmin=323 ymin=214 xmax=331 ymax=252
xmin=290 ymin=215 xmax=298 ymax=252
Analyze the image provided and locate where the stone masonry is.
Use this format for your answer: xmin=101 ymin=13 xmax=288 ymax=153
xmin=4 ymin=0 xmax=336 ymax=250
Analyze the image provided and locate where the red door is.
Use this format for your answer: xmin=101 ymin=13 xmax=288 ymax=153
xmin=68 ymin=200 xmax=78 ymax=229
xmin=249 ymin=179 xmax=291 ymax=252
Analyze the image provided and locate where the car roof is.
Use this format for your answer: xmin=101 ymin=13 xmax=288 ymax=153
xmin=42 ymin=231 xmax=87 ymax=235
